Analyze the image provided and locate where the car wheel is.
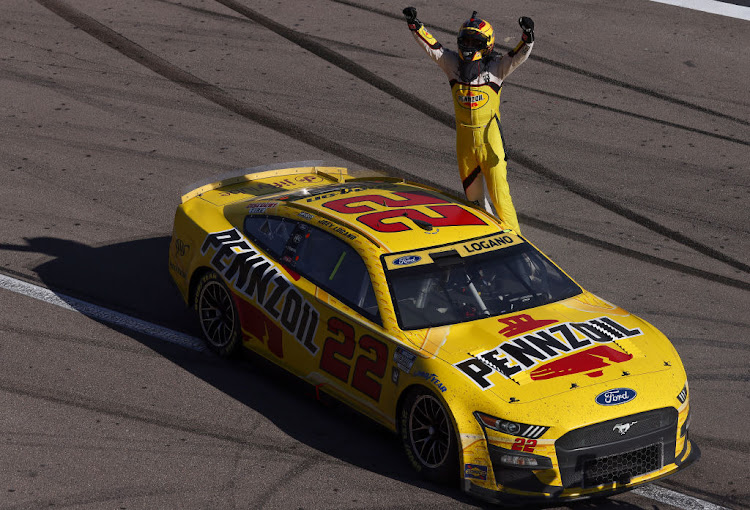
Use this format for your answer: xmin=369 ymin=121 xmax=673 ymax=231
xmin=194 ymin=271 xmax=242 ymax=357
xmin=400 ymin=387 xmax=459 ymax=483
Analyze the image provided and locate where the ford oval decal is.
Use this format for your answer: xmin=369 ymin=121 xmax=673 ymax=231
xmin=595 ymin=388 xmax=637 ymax=406
xmin=393 ymin=255 xmax=421 ymax=266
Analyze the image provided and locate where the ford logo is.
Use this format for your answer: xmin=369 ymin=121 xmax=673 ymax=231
xmin=393 ymin=255 xmax=421 ymax=266
xmin=595 ymin=388 xmax=637 ymax=406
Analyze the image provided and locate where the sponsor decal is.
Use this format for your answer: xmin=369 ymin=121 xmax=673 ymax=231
xmin=303 ymin=187 xmax=366 ymax=203
xmin=464 ymin=464 xmax=488 ymax=481
xmin=392 ymin=255 xmax=421 ymax=266
xmin=596 ymin=388 xmax=637 ymax=406
xmin=393 ymin=346 xmax=417 ymax=373
xmin=297 ymin=211 xmax=314 ymax=220
xmin=168 ymin=261 xmax=186 ymax=279
xmin=174 ymin=239 xmax=190 ymax=257
xmin=294 ymin=175 xmax=324 ymax=184
xmin=499 ymin=314 xmax=558 ymax=338
xmin=455 ymin=89 xmax=489 ymax=109
xmin=530 ymin=345 xmax=633 ymax=380
xmin=247 ymin=202 xmax=277 ymax=214
xmin=201 ymin=229 xmax=320 ymax=354
xmin=613 ymin=421 xmax=638 ymax=435
xmin=455 ymin=316 xmax=642 ymax=389
xmin=414 ymin=370 xmax=447 ymax=393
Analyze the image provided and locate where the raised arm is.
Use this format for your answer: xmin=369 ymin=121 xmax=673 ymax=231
xmin=403 ymin=7 xmax=457 ymax=76
xmin=498 ymin=16 xmax=535 ymax=80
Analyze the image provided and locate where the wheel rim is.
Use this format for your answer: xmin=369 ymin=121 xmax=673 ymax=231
xmin=198 ymin=280 xmax=236 ymax=348
xmin=408 ymin=394 xmax=452 ymax=468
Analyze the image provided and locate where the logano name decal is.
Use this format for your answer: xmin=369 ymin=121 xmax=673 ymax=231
xmin=455 ymin=316 xmax=642 ymax=389
xmin=201 ymin=229 xmax=320 ymax=354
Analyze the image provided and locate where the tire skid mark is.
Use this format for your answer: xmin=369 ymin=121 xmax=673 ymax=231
xmin=1 ymin=482 xmax=233 ymax=510
xmin=0 ymin=376 xmax=340 ymax=464
xmin=331 ymin=0 xmax=750 ymax=128
xmin=249 ymin=456 xmax=321 ymax=509
xmin=674 ymin=337 xmax=750 ymax=352
xmin=33 ymin=0 xmax=407 ymax=178
xmin=521 ymin=216 xmax=750 ymax=291
xmin=208 ymin=0 xmax=750 ymax=275
xmin=518 ymin=84 xmax=749 ymax=147
xmin=34 ymin=0 xmax=750 ymax=287
xmin=0 ymin=323 xmax=163 ymax=357
xmin=688 ymin=373 xmax=750 ymax=382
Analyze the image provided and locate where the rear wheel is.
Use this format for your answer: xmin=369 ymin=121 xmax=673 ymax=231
xmin=194 ymin=271 xmax=241 ymax=357
xmin=399 ymin=387 xmax=459 ymax=483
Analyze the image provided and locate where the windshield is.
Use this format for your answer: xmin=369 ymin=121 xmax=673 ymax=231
xmin=386 ymin=243 xmax=581 ymax=330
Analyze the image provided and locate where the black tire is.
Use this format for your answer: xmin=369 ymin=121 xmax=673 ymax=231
xmin=194 ymin=271 xmax=242 ymax=357
xmin=399 ymin=387 xmax=459 ymax=484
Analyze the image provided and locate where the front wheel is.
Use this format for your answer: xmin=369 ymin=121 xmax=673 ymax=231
xmin=194 ymin=271 xmax=242 ymax=357
xmin=399 ymin=387 xmax=459 ymax=484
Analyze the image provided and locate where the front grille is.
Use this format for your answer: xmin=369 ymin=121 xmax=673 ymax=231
xmin=583 ymin=443 xmax=662 ymax=487
xmin=556 ymin=407 xmax=677 ymax=488
xmin=556 ymin=408 xmax=675 ymax=450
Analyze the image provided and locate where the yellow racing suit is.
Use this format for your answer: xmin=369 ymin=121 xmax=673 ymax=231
xmin=408 ymin=24 xmax=533 ymax=233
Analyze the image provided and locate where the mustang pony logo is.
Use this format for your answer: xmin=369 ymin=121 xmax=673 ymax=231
xmin=613 ymin=421 xmax=638 ymax=435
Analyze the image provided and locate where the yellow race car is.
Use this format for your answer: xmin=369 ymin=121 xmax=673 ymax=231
xmin=168 ymin=162 xmax=698 ymax=505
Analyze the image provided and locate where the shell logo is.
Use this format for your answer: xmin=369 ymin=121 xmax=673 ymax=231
xmin=455 ymin=89 xmax=488 ymax=109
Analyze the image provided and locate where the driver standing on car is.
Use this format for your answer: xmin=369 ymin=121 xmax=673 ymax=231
xmin=402 ymin=7 xmax=534 ymax=234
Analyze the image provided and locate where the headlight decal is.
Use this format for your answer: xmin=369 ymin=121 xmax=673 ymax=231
xmin=520 ymin=424 xmax=549 ymax=439
xmin=677 ymin=384 xmax=687 ymax=404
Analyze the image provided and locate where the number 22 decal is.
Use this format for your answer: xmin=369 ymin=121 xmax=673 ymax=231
xmin=319 ymin=317 xmax=388 ymax=401
xmin=512 ymin=438 xmax=537 ymax=452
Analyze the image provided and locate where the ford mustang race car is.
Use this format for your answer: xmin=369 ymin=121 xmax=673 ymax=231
xmin=168 ymin=162 xmax=698 ymax=504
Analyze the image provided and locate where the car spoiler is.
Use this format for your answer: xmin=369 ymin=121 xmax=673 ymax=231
xmin=179 ymin=161 xmax=349 ymax=203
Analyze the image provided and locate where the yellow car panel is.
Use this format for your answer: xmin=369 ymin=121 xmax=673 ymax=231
xmin=169 ymin=162 xmax=698 ymax=505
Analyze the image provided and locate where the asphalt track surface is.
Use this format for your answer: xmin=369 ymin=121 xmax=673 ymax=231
xmin=0 ymin=0 xmax=748 ymax=508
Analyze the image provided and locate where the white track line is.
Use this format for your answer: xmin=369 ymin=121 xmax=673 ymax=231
xmin=633 ymin=485 xmax=729 ymax=510
xmin=0 ymin=273 xmax=205 ymax=352
xmin=0 ymin=273 xmax=730 ymax=509
xmin=649 ymin=0 xmax=750 ymax=20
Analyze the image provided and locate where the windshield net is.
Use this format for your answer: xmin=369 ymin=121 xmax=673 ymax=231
xmin=386 ymin=243 xmax=581 ymax=330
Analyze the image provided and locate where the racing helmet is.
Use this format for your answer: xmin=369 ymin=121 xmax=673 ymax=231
xmin=457 ymin=11 xmax=495 ymax=61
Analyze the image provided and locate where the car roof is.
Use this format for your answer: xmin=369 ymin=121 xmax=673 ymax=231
xmin=276 ymin=181 xmax=506 ymax=254
xmin=185 ymin=164 xmax=510 ymax=255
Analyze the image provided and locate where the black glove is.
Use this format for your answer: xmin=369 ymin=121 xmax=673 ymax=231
xmin=519 ymin=16 xmax=534 ymax=43
xmin=403 ymin=7 xmax=422 ymax=29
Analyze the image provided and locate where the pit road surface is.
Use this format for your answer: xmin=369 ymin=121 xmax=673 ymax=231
xmin=1 ymin=0 xmax=748 ymax=508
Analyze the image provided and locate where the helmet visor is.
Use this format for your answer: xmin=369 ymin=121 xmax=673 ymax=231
xmin=458 ymin=31 xmax=489 ymax=51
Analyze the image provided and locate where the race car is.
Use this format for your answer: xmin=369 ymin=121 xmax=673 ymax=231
xmin=168 ymin=161 xmax=698 ymax=504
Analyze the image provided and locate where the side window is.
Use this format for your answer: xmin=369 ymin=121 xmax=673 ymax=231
xmin=244 ymin=216 xmax=294 ymax=259
xmin=294 ymin=226 xmax=380 ymax=324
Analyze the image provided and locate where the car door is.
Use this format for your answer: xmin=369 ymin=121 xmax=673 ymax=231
xmin=241 ymin=214 xmax=400 ymax=427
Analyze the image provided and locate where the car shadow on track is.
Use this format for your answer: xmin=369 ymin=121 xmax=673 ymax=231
xmin=6 ymin=235 xmax=648 ymax=510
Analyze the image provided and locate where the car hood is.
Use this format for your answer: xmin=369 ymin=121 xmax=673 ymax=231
xmin=406 ymin=292 xmax=681 ymax=403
